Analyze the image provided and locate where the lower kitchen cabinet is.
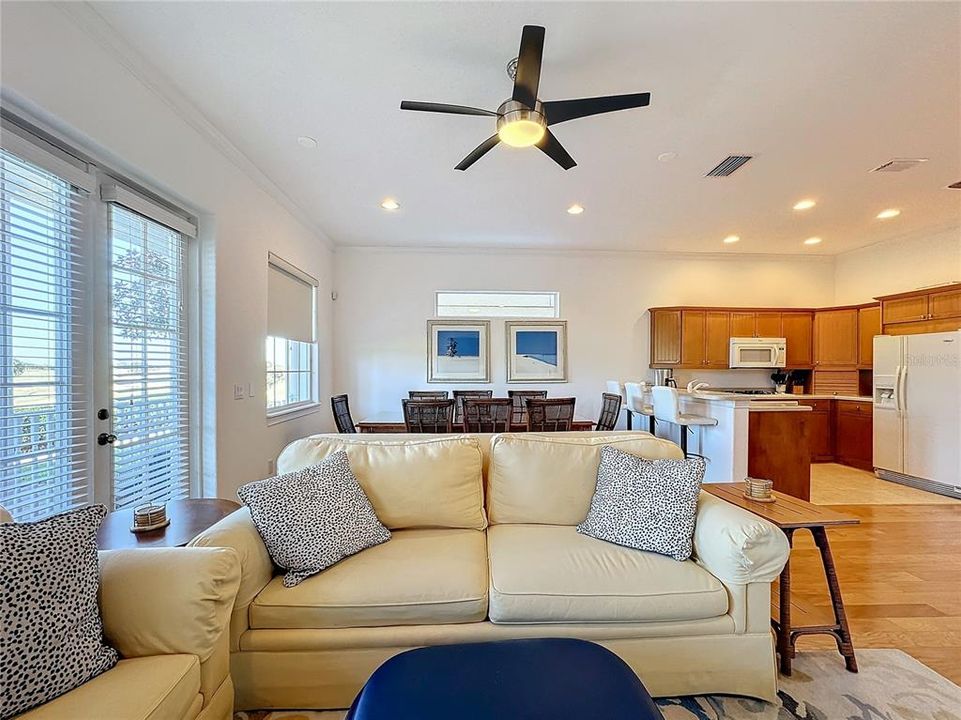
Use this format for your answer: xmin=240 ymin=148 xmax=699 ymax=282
xmin=835 ymin=400 xmax=874 ymax=471
xmin=799 ymin=399 xmax=834 ymax=461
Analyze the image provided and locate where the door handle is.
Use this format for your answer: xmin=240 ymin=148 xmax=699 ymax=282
xmin=97 ymin=432 xmax=118 ymax=446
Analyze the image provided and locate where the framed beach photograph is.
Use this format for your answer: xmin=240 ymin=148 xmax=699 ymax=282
xmin=506 ymin=320 xmax=568 ymax=383
xmin=427 ymin=320 xmax=491 ymax=383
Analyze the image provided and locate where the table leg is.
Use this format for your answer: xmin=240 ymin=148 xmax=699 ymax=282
xmin=776 ymin=528 xmax=795 ymax=675
xmin=812 ymin=526 xmax=859 ymax=673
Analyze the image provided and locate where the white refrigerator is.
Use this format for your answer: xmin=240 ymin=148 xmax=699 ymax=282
xmin=873 ymin=331 xmax=961 ymax=498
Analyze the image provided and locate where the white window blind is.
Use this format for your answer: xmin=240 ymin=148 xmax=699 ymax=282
xmin=435 ymin=291 xmax=560 ymax=318
xmin=0 ymin=148 xmax=89 ymax=521
xmin=267 ymin=255 xmax=316 ymax=343
xmin=108 ymin=203 xmax=190 ymax=509
xmin=266 ymin=253 xmax=317 ymax=415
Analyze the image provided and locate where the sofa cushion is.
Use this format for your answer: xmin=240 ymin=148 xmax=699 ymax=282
xmin=250 ymin=529 xmax=488 ymax=629
xmin=277 ymin=435 xmax=486 ymax=530
xmin=487 ymin=433 xmax=683 ymax=525
xmin=239 ymin=450 xmax=390 ymax=587
xmin=14 ymin=654 xmax=201 ymax=720
xmin=487 ymin=524 xmax=728 ymax=624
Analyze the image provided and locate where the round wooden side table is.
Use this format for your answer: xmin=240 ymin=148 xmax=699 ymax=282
xmin=97 ymin=498 xmax=240 ymax=551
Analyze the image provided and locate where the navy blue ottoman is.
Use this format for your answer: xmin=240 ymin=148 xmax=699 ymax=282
xmin=345 ymin=638 xmax=664 ymax=720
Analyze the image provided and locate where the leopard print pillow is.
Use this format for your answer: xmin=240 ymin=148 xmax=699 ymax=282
xmin=0 ymin=505 xmax=118 ymax=718
xmin=577 ymin=445 xmax=705 ymax=561
xmin=238 ymin=450 xmax=391 ymax=587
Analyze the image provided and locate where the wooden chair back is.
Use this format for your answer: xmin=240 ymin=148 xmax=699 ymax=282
xmin=402 ymin=399 xmax=455 ymax=433
xmin=526 ymin=397 xmax=576 ymax=432
xmin=595 ymin=392 xmax=623 ymax=432
xmin=330 ymin=394 xmax=357 ymax=434
xmin=409 ymin=390 xmax=449 ymax=400
xmin=453 ymin=390 xmax=494 ymax=426
xmin=462 ymin=398 xmax=512 ymax=433
xmin=508 ymin=390 xmax=548 ymax=427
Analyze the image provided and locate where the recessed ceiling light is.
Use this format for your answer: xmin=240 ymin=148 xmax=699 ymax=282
xmin=723 ymin=235 xmax=740 ymax=244
xmin=567 ymin=204 xmax=585 ymax=215
xmin=297 ymin=136 xmax=318 ymax=149
xmin=793 ymin=199 xmax=816 ymax=211
xmin=658 ymin=151 xmax=678 ymax=162
xmin=803 ymin=237 xmax=822 ymax=246
xmin=380 ymin=198 xmax=400 ymax=211
xmin=876 ymin=208 xmax=901 ymax=219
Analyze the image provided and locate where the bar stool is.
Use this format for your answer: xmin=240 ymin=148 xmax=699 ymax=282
xmin=624 ymin=382 xmax=656 ymax=434
xmin=651 ymin=386 xmax=717 ymax=456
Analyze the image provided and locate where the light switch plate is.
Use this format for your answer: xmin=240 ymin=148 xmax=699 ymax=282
xmin=233 ymin=384 xmax=244 ymax=400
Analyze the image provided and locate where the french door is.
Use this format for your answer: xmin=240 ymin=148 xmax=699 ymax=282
xmin=0 ymin=139 xmax=194 ymax=521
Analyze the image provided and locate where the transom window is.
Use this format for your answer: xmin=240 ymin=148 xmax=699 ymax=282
xmin=435 ymin=291 xmax=559 ymax=318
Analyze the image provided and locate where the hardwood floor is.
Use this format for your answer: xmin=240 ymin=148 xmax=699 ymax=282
xmin=779 ymin=465 xmax=961 ymax=684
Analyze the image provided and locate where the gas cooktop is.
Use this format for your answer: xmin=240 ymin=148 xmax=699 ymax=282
xmin=717 ymin=388 xmax=780 ymax=395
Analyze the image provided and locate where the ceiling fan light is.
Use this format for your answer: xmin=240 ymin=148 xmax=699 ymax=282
xmin=497 ymin=119 xmax=546 ymax=148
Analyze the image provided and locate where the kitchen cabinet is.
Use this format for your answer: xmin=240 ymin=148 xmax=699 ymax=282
xmin=835 ymin=400 xmax=874 ymax=471
xmin=878 ymin=283 xmax=961 ymax=335
xmin=650 ymin=309 xmax=681 ymax=366
xmin=748 ymin=410 xmax=811 ymax=500
xmin=680 ymin=310 xmax=707 ymax=367
xmin=704 ymin=312 xmax=731 ymax=367
xmin=782 ymin=311 xmax=814 ymax=367
xmin=730 ymin=312 xmax=755 ymax=337
xmin=799 ymin=399 xmax=834 ymax=461
xmin=730 ymin=311 xmax=781 ymax=338
xmin=814 ymin=308 xmax=858 ymax=367
xmin=858 ymin=305 xmax=881 ymax=368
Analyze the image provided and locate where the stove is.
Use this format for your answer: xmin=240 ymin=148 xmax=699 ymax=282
xmin=717 ymin=388 xmax=779 ymax=395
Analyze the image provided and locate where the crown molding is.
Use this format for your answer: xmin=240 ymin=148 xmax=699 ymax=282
xmin=55 ymin=1 xmax=334 ymax=250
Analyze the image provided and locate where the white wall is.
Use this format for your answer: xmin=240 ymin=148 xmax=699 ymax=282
xmin=1 ymin=2 xmax=335 ymax=499
xmin=333 ymin=248 xmax=836 ymax=422
xmin=834 ymin=226 xmax=961 ymax=304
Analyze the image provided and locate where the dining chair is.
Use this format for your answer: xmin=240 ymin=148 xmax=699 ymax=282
xmin=330 ymin=394 xmax=357 ymax=434
xmin=526 ymin=397 xmax=576 ymax=432
xmin=452 ymin=389 xmax=493 ymax=427
xmin=402 ymin=399 xmax=455 ymax=433
xmin=409 ymin=390 xmax=450 ymax=400
xmin=461 ymin=398 xmax=513 ymax=433
xmin=507 ymin=390 xmax=548 ymax=428
xmin=594 ymin=392 xmax=623 ymax=432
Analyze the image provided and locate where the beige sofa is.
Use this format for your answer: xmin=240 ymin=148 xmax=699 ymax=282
xmin=191 ymin=431 xmax=790 ymax=711
xmin=13 ymin=546 xmax=240 ymax=720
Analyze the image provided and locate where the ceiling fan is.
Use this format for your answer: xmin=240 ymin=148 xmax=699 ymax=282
xmin=400 ymin=25 xmax=651 ymax=171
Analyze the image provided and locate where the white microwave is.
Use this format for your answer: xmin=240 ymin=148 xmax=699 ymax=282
xmin=729 ymin=337 xmax=786 ymax=368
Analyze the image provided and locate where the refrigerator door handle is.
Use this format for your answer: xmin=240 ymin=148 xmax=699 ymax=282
xmin=896 ymin=364 xmax=907 ymax=415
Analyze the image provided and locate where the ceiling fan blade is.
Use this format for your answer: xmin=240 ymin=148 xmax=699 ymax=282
xmin=543 ymin=92 xmax=651 ymax=126
xmin=537 ymin=130 xmax=576 ymax=170
xmin=511 ymin=25 xmax=545 ymax=109
xmin=400 ymin=101 xmax=498 ymax=117
xmin=455 ymin=135 xmax=501 ymax=171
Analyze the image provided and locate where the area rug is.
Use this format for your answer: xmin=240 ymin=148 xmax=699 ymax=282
xmin=235 ymin=649 xmax=961 ymax=720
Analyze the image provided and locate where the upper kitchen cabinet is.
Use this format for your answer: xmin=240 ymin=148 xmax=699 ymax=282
xmin=704 ymin=312 xmax=731 ymax=367
xmin=858 ymin=305 xmax=881 ymax=368
xmin=730 ymin=311 xmax=782 ymax=338
xmin=680 ymin=310 xmax=707 ymax=366
xmin=650 ymin=309 xmax=682 ymax=366
xmin=781 ymin=311 xmax=814 ymax=368
xmin=878 ymin=283 xmax=961 ymax=335
xmin=814 ymin=308 xmax=859 ymax=367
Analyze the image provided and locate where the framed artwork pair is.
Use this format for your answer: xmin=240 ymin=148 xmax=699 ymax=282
xmin=427 ymin=320 xmax=568 ymax=383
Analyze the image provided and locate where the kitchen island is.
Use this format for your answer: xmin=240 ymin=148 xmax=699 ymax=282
xmin=649 ymin=390 xmax=814 ymax=496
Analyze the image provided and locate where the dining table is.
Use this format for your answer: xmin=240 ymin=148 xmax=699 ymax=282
xmin=356 ymin=410 xmax=596 ymax=433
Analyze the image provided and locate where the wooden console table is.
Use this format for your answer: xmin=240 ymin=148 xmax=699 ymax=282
xmin=703 ymin=482 xmax=859 ymax=675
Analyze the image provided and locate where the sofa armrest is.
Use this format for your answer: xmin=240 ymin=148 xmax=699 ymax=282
xmin=692 ymin=491 xmax=789 ymax=586
xmin=188 ymin=507 xmax=274 ymax=649
xmin=98 ymin=546 xmax=240 ymax=661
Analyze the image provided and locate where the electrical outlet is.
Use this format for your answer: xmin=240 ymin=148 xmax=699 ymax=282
xmin=233 ymin=384 xmax=244 ymax=400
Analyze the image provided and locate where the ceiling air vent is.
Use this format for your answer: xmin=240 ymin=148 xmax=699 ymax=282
xmin=870 ymin=158 xmax=929 ymax=173
xmin=947 ymin=180 xmax=961 ymax=189
xmin=705 ymin=155 xmax=753 ymax=177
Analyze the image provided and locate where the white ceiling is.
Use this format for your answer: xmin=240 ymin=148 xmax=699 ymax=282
xmin=88 ymin=1 xmax=961 ymax=254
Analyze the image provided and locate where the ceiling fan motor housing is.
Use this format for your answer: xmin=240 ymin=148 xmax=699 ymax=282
xmin=496 ymin=99 xmax=547 ymax=147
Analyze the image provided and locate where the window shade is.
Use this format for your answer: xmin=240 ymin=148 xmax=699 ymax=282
xmin=0 ymin=148 xmax=90 ymax=521
xmin=107 ymin=204 xmax=190 ymax=509
xmin=267 ymin=255 xmax=316 ymax=343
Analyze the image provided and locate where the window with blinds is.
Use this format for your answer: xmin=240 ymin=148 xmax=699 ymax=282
xmin=108 ymin=204 xmax=190 ymax=509
xmin=0 ymin=148 xmax=88 ymax=521
xmin=266 ymin=254 xmax=317 ymax=415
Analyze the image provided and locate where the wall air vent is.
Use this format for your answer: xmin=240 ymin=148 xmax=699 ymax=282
xmin=870 ymin=158 xmax=929 ymax=173
xmin=947 ymin=180 xmax=961 ymax=189
xmin=705 ymin=155 xmax=753 ymax=177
